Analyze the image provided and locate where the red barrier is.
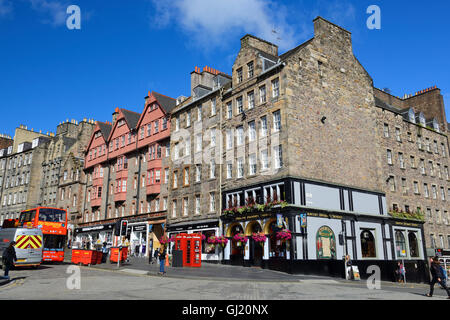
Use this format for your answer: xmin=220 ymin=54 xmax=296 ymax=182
xmin=110 ymin=247 xmax=128 ymax=263
xmin=71 ymin=249 xmax=98 ymax=266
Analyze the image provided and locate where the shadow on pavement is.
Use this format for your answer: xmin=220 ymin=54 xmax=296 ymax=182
xmin=0 ymin=276 xmax=27 ymax=287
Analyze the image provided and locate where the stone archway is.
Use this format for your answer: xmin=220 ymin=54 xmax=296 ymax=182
xmin=245 ymin=220 xmax=263 ymax=236
xmin=245 ymin=220 xmax=263 ymax=267
xmin=227 ymin=222 xmax=245 ymax=265
xmin=226 ymin=222 xmax=244 ymax=238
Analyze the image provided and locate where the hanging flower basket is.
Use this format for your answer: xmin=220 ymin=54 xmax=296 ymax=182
xmin=160 ymin=235 xmax=176 ymax=244
xmin=276 ymin=229 xmax=292 ymax=241
xmin=207 ymin=235 xmax=228 ymax=247
xmin=205 ymin=244 xmax=216 ymax=253
xmin=233 ymin=233 xmax=248 ymax=247
xmin=252 ymin=232 xmax=267 ymax=246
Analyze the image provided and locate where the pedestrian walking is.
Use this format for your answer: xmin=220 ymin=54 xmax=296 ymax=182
xmin=101 ymin=242 xmax=109 ymax=263
xmin=135 ymin=243 xmax=140 ymax=257
xmin=345 ymin=255 xmax=353 ymax=280
xmin=152 ymin=248 xmax=159 ymax=265
xmin=158 ymin=247 xmax=166 ymax=275
xmin=426 ymin=256 xmax=450 ymax=299
xmin=439 ymin=264 xmax=448 ymax=289
xmin=397 ymin=262 xmax=406 ymax=283
xmin=1 ymin=241 xmax=17 ymax=280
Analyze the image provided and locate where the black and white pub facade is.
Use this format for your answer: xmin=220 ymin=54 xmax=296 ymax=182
xmin=220 ymin=177 xmax=429 ymax=283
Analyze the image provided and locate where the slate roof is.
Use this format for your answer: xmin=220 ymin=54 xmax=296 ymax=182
xmin=374 ymin=96 xmax=403 ymax=114
xmin=97 ymin=121 xmax=112 ymax=140
xmin=121 ymin=109 xmax=141 ymax=130
xmin=153 ymin=92 xmax=177 ymax=114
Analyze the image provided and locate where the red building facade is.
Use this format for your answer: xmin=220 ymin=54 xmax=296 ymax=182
xmin=75 ymin=92 xmax=176 ymax=256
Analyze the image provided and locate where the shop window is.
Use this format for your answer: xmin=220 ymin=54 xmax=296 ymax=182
xmin=202 ymin=230 xmax=217 ymax=254
xmin=408 ymin=232 xmax=419 ymax=258
xmin=360 ymin=229 xmax=377 ymax=258
xmin=316 ymin=226 xmax=336 ymax=259
xmin=395 ymin=231 xmax=407 ymax=258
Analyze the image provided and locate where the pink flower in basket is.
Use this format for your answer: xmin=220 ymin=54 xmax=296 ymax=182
xmin=232 ymin=233 xmax=248 ymax=243
xmin=276 ymin=229 xmax=292 ymax=241
xmin=251 ymin=232 xmax=267 ymax=243
xmin=208 ymin=235 xmax=228 ymax=247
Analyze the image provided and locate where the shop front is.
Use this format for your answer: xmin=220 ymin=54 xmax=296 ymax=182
xmin=167 ymin=220 xmax=220 ymax=262
xmin=127 ymin=223 xmax=149 ymax=257
xmin=220 ymin=178 xmax=429 ymax=282
xmin=74 ymin=223 xmax=115 ymax=250
xmin=222 ymin=210 xmax=292 ymax=269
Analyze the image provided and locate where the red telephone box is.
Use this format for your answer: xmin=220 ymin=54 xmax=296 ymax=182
xmin=175 ymin=233 xmax=202 ymax=267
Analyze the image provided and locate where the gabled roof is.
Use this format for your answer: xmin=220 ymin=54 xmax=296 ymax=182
xmin=279 ymin=38 xmax=314 ymax=61
xmin=135 ymin=91 xmax=177 ymax=130
xmin=152 ymin=92 xmax=177 ymax=114
xmin=120 ymin=109 xmax=141 ymax=131
xmin=97 ymin=121 xmax=112 ymax=140
xmin=85 ymin=121 xmax=112 ymax=155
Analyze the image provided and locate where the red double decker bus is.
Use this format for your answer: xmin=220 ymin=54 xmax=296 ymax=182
xmin=18 ymin=207 xmax=68 ymax=262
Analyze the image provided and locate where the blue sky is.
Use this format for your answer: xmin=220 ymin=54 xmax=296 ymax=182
xmin=0 ymin=0 xmax=449 ymax=138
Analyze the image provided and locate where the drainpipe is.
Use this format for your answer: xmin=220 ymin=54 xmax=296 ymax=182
xmin=219 ymin=87 xmax=224 ymax=262
xmin=103 ymin=161 xmax=111 ymax=220
xmin=135 ymin=150 xmax=142 ymax=216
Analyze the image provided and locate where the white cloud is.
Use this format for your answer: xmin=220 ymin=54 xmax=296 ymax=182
xmin=29 ymin=0 xmax=68 ymax=27
xmin=149 ymin=0 xmax=306 ymax=52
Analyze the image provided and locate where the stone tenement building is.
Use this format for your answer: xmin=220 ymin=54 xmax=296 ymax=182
xmin=374 ymin=88 xmax=449 ymax=254
xmin=165 ymin=17 xmax=447 ymax=283
xmin=166 ymin=66 xmax=232 ymax=261
xmin=77 ymin=92 xmax=175 ymax=256
xmin=38 ymin=118 xmax=96 ymax=239
xmin=0 ymin=125 xmax=51 ymax=224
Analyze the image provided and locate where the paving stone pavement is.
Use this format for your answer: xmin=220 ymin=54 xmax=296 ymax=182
xmin=1 ymin=258 xmax=449 ymax=300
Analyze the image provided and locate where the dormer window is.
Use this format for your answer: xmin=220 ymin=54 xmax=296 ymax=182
xmin=32 ymin=138 xmax=39 ymax=149
xmin=408 ymin=108 xmax=415 ymax=123
xmin=418 ymin=112 xmax=426 ymax=126
xmin=118 ymin=119 xmax=125 ymax=127
xmin=432 ymin=119 xmax=440 ymax=132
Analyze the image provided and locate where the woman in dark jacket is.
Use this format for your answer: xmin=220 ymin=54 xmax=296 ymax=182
xmin=2 ymin=241 xmax=17 ymax=280
xmin=158 ymin=248 xmax=166 ymax=275
xmin=426 ymin=257 xmax=450 ymax=298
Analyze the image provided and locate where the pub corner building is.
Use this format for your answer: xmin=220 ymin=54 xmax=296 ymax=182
xmin=218 ymin=178 xmax=430 ymax=283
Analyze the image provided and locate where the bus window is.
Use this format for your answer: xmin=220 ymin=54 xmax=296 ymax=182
xmin=43 ymin=235 xmax=66 ymax=251
xmin=19 ymin=210 xmax=36 ymax=224
xmin=39 ymin=209 xmax=66 ymax=223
